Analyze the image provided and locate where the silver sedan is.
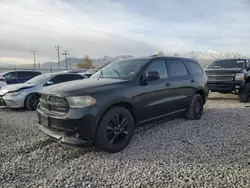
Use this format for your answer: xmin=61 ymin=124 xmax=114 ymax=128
xmin=0 ymin=72 xmax=85 ymax=110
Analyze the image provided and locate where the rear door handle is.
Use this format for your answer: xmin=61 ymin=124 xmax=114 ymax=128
xmin=190 ymin=79 xmax=195 ymax=83
xmin=165 ymin=83 xmax=171 ymax=87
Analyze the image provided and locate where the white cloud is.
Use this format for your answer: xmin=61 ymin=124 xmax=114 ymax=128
xmin=0 ymin=0 xmax=249 ymax=64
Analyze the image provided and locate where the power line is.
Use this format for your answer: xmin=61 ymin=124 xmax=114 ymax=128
xmin=54 ymin=45 xmax=62 ymax=69
xmin=31 ymin=50 xmax=36 ymax=70
xmin=62 ymin=50 xmax=70 ymax=70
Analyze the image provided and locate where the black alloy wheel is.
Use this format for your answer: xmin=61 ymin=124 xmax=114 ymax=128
xmin=95 ymin=106 xmax=134 ymax=153
xmin=186 ymin=94 xmax=204 ymax=120
xmin=106 ymin=114 xmax=129 ymax=145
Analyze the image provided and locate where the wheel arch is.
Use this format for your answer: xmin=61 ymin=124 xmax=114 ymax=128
xmin=96 ymin=99 xmax=136 ymax=127
xmin=194 ymin=89 xmax=206 ymax=104
xmin=24 ymin=92 xmax=40 ymax=108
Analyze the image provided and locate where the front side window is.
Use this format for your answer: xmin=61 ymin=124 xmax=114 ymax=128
xmin=91 ymin=59 xmax=147 ymax=80
xmin=4 ymin=72 xmax=17 ymax=80
xmin=168 ymin=59 xmax=188 ymax=77
xmin=146 ymin=59 xmax=168 ymax=79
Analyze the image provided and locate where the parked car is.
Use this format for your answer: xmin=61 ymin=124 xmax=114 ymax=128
xmin=83 ymin=69 xmax=99 ymax=78
xmin=0 ymin=76 xmax=7 ymax=89
xmin=205 ymin=58 xmax=250 ymax=102
xmin=0 ymin=72 xmax=85 ymax=110
xmin=37 ymin=56 xmax=208 ymax=153
xmin=0 ymin=70 xmax=41 ymax=84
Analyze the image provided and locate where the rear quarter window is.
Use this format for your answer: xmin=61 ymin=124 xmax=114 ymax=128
xmin=185 ymin=61 xmax=204 ymax=75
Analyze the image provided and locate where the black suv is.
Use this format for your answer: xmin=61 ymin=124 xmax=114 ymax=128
xmin=37 ymin=56 xmax=208 ymax=153
xmin=205 ymin=58 xmax=250 ymax=102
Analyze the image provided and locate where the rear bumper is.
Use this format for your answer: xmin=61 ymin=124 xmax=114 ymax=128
xmin=207 ymin=81 xmax=245 ymax=92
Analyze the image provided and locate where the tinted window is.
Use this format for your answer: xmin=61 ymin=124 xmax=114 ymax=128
xmin=50 ymin=74 xmax=81 ymax=84
xmin=17 ymin=72 xmax=29 ymax=78
xmin=146 ymin=60 xmax=168 ymax=79
xmin=65 ymin=74 xmax=83 ymax=80
xmin=168 ymin=60 xmax=188 ymax=77
xmin=209 ymin=59 xmax=246 ymax=69
xmin=185 ymin=61 xmax=204 ymax=75
xmin=4 ymin=72 xmax=17 ymax=80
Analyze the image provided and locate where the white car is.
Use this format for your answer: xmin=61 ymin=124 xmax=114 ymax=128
xmin=0 ymin=76 xmax=7 ymax=89
xmin=0 ymin=72 xmax=85 ymax=110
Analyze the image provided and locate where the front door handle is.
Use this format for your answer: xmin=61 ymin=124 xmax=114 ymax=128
xmin=190 ymin=79 xmax=195 ymax=83
xmin=165 ymin=83 xmax=171 ymax=87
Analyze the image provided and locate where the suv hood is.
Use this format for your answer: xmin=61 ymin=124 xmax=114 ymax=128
xmin=41 ymin=78 xmax=129 ymax=96
xmin=204 ymin=68 xmax=243 ymax=73
xmin=0 ymin=83 xmax=36 ymax=95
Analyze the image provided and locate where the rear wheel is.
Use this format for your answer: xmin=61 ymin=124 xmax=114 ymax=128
xmin=186 ymin=94 xmax=204 ymax=120
xmin=25 ymin=94 xmax=40 ymax=111
xmin=95 ymin=106 xmax=134 ymax=153
xmin=239 ymin=84 xmax=250 ymax=103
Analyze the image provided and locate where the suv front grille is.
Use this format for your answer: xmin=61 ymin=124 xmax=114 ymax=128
xmin=39 ymin=94 xmax=69 ymax=115
xmin=206 ymin=72 xmax=234 ymax=82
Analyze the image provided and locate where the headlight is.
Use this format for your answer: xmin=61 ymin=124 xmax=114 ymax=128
xmin=235 ymin=73 xmax=245 ymax=80
xmin=66 ymin=96 xmax=96 ymax=108
xmin=6 ymin=91 xmax=21 ymax=96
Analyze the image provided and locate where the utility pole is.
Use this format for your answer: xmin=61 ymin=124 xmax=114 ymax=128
xmin=62 ymin=50 xmax=70 ymax=70
xmin=31 ymin=50 xmax=36 ymax=70
xmin=54 ymin=45 xmax=62 ymax=69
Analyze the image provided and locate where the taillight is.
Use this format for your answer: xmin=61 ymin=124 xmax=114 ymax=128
xmin=0 ymin=78 xmax=6 ymax=82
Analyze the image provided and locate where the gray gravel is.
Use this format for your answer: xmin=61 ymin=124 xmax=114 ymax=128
xmin=1 ymin=93 xmax=250 ymax=187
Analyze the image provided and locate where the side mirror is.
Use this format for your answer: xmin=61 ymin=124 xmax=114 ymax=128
xmin=147 ymin=71 xmax=160 ymax=81
xmin=45 ymin=81 xmax=54 ymax=86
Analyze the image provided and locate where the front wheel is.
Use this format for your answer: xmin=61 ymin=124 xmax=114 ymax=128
xmin=25 ymin=94 xmax=40 ymax=111
xmin=186 ymin=94 xmax=204 ymax=120
xmin=95 ymin=106 xmax=134 ymax=153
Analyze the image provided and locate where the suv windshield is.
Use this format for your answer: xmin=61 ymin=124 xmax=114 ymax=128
xmin=26 ymin=74 xmax=53 ymax=85
xmin=90 ymin=59 xmax=147 ymax=80
xmin=209 ymin=59 xmax=246 ymax=69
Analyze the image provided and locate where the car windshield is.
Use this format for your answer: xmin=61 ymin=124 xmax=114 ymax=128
xmin=209 ymin=59 xmax=246 ymax=69
xmin=90 ymin=59 xmax=147 ymax=80
xmin=26 ymin=74 xmax=53 ymax=85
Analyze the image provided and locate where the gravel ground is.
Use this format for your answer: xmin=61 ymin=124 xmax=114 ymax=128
xmin=0 ymin=93 xmax=250 ymax=187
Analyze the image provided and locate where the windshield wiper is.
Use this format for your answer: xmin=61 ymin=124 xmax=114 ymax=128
xmin=99 ymin=70 xmax=103 ymax=79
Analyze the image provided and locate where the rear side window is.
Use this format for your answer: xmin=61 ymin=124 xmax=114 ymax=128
xmin=185 ymin=61 xmax=204 ymax=75
xmin=66 ymin=74 xmax=84 ymax=80
xmin=17 ymin=72 xmax=29 ymax=78
xmin=168 ymin=59 xmax=188 ymax=77
xmin=51 ymin=74 xmax=82 ymax=84
xmin=146 ymin=59 xmax=168 ymax=79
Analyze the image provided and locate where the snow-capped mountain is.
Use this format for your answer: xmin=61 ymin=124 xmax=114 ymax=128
xmin=164 ymin=50 xmax=246 ymax=60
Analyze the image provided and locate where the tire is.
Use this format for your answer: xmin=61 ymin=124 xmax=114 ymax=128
xmin=25 ymin=94 xmax=40 ymax=111
xmin=186 ymin=94 xmax=204 ymax=120
xmin=239 ymin=84 xmax=250 ymax=103
xmin=95 ymin=106 xmax=134 ymax=153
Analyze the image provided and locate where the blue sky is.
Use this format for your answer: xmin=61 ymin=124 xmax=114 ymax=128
xmin=0 ymin=0 xmax=249 ymax=64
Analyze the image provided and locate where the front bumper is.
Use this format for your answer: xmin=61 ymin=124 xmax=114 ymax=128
xmin=207 ymin=81 xmax=245 ymax=92
xmin=1 ymin=93 xmax=26 ymax=108
xmin=38 ymin=124 xmax=93 ymax=148
xmin=37 ymin=107 xmax=97 ymax=147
